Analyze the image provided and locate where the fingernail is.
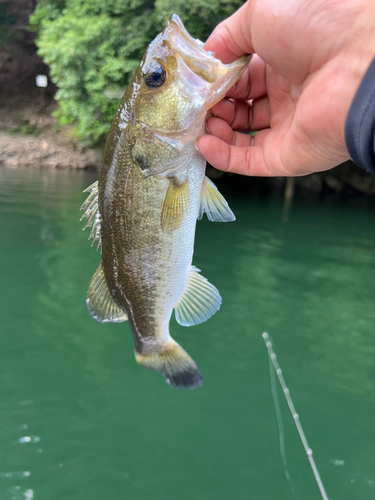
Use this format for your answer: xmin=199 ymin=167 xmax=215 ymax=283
xmin=205 ymin=123 xmax=211 ymax=135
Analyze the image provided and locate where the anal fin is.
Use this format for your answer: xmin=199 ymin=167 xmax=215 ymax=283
xmin=174 ymin=266 xmax=221 ymax=326
xmin=86 ymin=261 xmax=128 ymax=323
xmin=198 ymin=176 xmax=235 ymax=222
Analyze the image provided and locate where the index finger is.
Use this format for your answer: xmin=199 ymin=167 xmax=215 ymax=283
xmin=203 ymin=1 xmax=255 ymax=64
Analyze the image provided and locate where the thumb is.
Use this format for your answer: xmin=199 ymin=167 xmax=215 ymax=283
xmin=204 ymin=0 xmax=255 ymax=63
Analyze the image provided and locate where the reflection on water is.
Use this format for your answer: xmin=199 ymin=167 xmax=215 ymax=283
xmin=1 ymin=167 xmax=375 ymax=500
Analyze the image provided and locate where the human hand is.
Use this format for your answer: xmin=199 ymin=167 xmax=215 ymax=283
xmin=196 ymin=0 xmax=375 ymax=177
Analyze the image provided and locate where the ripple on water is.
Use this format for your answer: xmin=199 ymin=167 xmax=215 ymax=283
xmin=18 ymin=436 xmax=40 ymax=444
xmin=5 ymin=486 xmax=33 ymax=500
xmin=0 ymin=472 xmax=30 ymax=479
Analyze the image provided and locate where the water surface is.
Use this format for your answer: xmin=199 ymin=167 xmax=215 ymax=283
xmin=1 ymin=167 xmax=375 ymax=500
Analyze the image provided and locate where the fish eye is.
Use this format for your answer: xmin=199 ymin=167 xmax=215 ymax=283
xmin=143 ymin=61 xmax=166 ymax=88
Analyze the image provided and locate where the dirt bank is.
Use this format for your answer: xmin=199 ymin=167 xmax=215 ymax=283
xmin=0 ymin=96 xmax=102 ymax=170
xmin=0 ymin=131 xmax=102 ymax=170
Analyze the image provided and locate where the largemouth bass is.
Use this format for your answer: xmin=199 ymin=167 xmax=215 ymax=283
xmin=81 ymin=14 xmax=249 ymax=390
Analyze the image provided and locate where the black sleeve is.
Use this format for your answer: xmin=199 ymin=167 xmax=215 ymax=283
xmin=344 ymin=57 xmax=375 ymax=174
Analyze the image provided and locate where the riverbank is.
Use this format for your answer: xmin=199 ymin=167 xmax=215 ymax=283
xmin=0 ymin=96 xmax=102 ymax=170
xmin=0 ymin=131 xmax=102 ymax=170
xmin=2 ymin=129 xmax=375 ymax=197
xmin=1 ymin=97 xmax=375 ymax=196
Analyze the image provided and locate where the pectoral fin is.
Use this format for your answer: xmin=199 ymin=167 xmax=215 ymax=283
xmin=174 ymin=266 xmax=221 ymax=326
xmin=86 ymin=261 xmax=128 ymax=323
xmin=80 ymin=181 xmax=101 ymax=249
xmin=198 ymin=176 xmax=235 ymax=222
xmin=161 ymin=177 xmax=189 ymax=232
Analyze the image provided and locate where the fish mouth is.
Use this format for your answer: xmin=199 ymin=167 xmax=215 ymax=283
xmin=165 ymin=14 xmax=251 ymax=103
xmin=166 ymin=14 xmax=219 ymax=83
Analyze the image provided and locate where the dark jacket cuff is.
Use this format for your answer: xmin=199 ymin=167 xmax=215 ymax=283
xmin=344 ymin=57 xmax=375 ymax=174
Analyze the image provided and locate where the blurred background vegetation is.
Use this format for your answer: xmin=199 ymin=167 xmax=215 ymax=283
xmin=27 ymin=0 xmax=243 ymax=145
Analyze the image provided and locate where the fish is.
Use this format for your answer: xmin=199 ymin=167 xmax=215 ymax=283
xmin=80 ymin=14 xmax=250 ymax=390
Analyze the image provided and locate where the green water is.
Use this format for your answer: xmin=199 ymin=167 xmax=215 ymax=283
xmin=1 ymin=167 xmax=375 ymax=500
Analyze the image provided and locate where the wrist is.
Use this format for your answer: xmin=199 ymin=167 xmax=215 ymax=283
xmin=344 ymin=57 xmax=375 ymax=173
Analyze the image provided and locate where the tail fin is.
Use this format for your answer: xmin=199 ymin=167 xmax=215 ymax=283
xmin=134 ymin=340 xmax=203 ymax=390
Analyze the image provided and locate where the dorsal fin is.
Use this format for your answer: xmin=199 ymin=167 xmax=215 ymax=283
xmin=161 ymin=177 xmax=189 ymax=232
xmin=174 ymin=266 xmax=221 ymax=326
xmin=198 ymin=176 xmax=235 ymax=222
xmin=86 ymin=261 xmax=128 ymax=323
xmin=80 ymin=181 xmax=101 ymax=249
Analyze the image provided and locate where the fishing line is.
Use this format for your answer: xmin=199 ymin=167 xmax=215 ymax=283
xmin=267 ymin=334 xmax=298 ymax=499
xmin=262 ymin=332 xmax=330 ymax=500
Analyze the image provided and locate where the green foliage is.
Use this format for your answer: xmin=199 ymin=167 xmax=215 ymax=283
xmin=8 ymin=121 xmax=40 ymax=137
xmin=154 ymin=0 xmax=243 ymax=40
xmin=31 ymin=0 xmax=243 ymax=145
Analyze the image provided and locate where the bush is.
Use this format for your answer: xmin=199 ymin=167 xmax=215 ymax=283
xmin=31 ymin=0 xmax=243 ymax=146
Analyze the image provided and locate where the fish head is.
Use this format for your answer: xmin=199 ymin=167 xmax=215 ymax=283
xmin=136 ymin=15 xmax=250 ymax=133
xmin=135 ymin=15 xmax=250 ymax=135
xmin=121 ymin=15 xmax=251 ymax=177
